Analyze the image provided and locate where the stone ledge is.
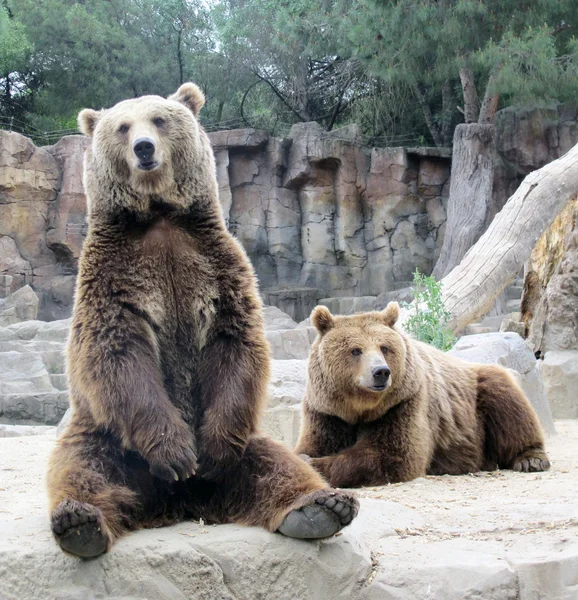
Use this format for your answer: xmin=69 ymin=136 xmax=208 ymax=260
xmin=1 ymin=421 xmax=577 ymax=599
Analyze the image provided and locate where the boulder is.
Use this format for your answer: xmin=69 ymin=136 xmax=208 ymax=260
xmin=538 ymin=351 xmax=578 ymax=419
xmin=449 ymin=332 xmax=555 ymax=435
xmin=262 ymin=288 xmax=319 ymax=323
xmin=262 ymin=306 xmax=297 ymax=331
xmin=265 ymin=328 xmax=314 ymax=360
xmin=0 ymin=285 xmax=39 ymax=326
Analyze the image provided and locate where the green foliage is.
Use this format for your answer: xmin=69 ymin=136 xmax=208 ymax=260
xmin=403 ymin=269 xmax=456 ymax=351
xmin=0 ymin=0 xmax=577 ymax=143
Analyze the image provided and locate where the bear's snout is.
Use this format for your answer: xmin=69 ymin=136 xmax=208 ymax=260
xmin=372 ymin=365 xmax=391 ymax=389
xmin=133 ymin=137 xmax=157 ymax=169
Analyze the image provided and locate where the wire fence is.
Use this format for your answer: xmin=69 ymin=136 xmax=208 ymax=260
xmin=0 ymin=114 xmax=432 ymax=149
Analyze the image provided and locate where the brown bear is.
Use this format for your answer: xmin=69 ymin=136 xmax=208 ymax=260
xmin=46 ymin=83 xmax=358 ymax=558
xmin=295 ymin=302 xmax=550 ymax=488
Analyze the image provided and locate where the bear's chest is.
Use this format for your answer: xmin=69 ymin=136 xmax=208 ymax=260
xmin=137 ymin=218 xmax=219 ymax=346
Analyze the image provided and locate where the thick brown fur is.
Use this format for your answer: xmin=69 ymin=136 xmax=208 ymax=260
xmin=47 ymin=84 xmax=357 ymax=556
xmin=295 ymin=303 xmax=550 ymax=488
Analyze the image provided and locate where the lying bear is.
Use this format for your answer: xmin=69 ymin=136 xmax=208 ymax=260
xmin=46 ymin=83 xmax=358 ymax=558
xmin=295 ymin=302 xmax=549 ymax=488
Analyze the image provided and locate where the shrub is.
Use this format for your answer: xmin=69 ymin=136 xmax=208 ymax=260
xmin=402 ymin=269 xmax=456 ymax=351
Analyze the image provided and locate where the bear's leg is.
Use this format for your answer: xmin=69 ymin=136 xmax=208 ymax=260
xmin=47 ymin=426 xmax=170 ymax=558
xmin=476 ymin=365 xmax=550 ymax=472
xmin=187 ymin=436 xmax=359 ymax=539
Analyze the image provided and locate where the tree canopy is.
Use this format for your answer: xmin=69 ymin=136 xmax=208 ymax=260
xmin=1 ymin=0 xmax=577 ymax=145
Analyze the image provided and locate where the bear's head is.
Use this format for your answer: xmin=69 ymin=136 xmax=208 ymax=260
xmin=78 ymin=83 xmax=214 ymax=214
xmin=309 ymin=302 xmax=407 ymax=416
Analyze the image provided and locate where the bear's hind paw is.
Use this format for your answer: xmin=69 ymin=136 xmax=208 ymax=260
xmin=51 ymin=500 xmax=109 ymax=558
xmin=277 ymin=490 xmax=359 ymax=540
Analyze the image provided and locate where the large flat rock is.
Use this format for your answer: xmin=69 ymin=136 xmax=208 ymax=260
xmin=1 ymin=421 xmax=577 ymax=599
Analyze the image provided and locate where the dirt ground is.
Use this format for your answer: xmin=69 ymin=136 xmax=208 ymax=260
xmin=1 ymin=421 xmax=577 ymax=547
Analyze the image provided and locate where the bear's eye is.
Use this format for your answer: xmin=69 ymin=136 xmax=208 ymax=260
xmin=380 ymin=346 xmax=389 ymax=355
xmin=153 ymin=117 xmax=165 ymax=127
xmin=118 ymin=124 xmax=130 ymax=134
xmin=351 ymin=348 xmax=362 ymax=356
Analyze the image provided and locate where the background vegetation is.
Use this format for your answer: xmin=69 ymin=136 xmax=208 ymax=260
xmin=1 ymin=0 xmax=577 ymax=145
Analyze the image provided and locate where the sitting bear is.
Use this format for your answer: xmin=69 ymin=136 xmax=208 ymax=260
xmin=295 ymin=302 xmax=549 ymax=488
xmin=47 ymin=83 xmax=358 ymax=558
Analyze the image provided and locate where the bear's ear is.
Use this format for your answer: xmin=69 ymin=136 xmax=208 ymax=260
xmin=311 ymin=306 xmax=335 ymax=335
xmin=78 ymin=108 xmax=102 ymax=137
xmin=381 ymin=302 xmax=400 ymax=327
xmin=168 ymin=82 xmax=205 ymax=116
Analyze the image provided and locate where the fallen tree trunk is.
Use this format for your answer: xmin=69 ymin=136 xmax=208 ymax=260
xmin=439 ymin=141 xmax=578 ymax=333
xmin=432 ymin=124 xmax=495 ymax=279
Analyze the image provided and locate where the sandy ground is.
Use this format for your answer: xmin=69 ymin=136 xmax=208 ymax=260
xmin=1 ymin=421 xmax=577 ymax=553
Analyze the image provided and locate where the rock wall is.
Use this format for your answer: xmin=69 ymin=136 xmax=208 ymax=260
xmin=211 ymin=122 xmax=450 ymax=301
xmin=0 ymin=132 xmax=89 ymax=320
xmin=1 ymin=102 xmax=577 ymax=321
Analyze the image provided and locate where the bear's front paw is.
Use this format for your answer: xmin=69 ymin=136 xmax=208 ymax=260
xmin=145 ymin=425 xmax=198 ymax=482
xmin=197 ymin=430 xmax=246 ymax=480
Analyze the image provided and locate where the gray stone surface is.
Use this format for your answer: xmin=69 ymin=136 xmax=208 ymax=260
xmin=0 ymin=319 xmax=68 ymax=425
xmin=262 ymin=288 xmax=319 ymax=323
xmin=450 ymin=332 xmax=556 ymax=435
xmin=2 ymin=422 xmax=578 ymax=599
xmin=262 ymin=306 xmax=297 ymax=331
xmin=318 ymin=296 xmax=378 ymax=315
xmin=539 ymin=351 xmax=578 ymax=419
xmin=0 ymin=285 xmax=39 ymax=326
xmin=0 ymin=423 xmax=55 ymax=437
xmin=265 ymin=328 xmax=314 ymax=360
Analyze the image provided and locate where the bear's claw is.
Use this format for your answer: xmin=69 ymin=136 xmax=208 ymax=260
xmin=278 ymin=490 xmax=359 ymax=539
xmin=51 ymin=500 xmax=109 ymax=558
xmin=512 ymin=454 xmax=550 ymax=473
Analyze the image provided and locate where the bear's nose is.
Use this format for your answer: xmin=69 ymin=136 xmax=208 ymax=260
xmin=133 ymin=137 xmax=156 ymax=161
xmin=372 ymin=366 xmax=391 ymax=383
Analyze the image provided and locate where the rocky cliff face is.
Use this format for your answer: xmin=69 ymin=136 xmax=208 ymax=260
xmin=212 ymin=122 xmax=450 ymax=301
xmin=1 ymin=103 xmax=576 ymax=321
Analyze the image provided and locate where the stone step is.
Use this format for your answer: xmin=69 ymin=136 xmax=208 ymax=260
xmin=0 ymin=390 xmax=69 ymax=425
xmin=506 ymin=298 xmax=522 ymax=313
xmin=49 ymin=373 xmax=68 ymax=391
xmin=0 ymin=340 xmax=65 ymax=374
xmin=506 ymin=285 xmax=524 ymax=300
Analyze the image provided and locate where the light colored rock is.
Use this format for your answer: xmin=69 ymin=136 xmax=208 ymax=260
xmin=265 ymin=328 xmax=312 ymax=360
xmin=0 ymin=285 xmax=39 ymax=326
xmin=2 ymin=422 xmax=578 ymax=599
xmin=523 ymin=198 xmax=578 ymax=355
xmin=0 ymin=390 xmax=69 ymax=425
xmin=262 ymin=288 xmax=319 ymax=323
xmin=262 ymin=306 xmax=297 ymax=331
xmin=449 ymin=332 xmax=555 ymax=435
xmin=539 ymin=351 xmax=578 ymax=419
xmin=268 ymin=359 xmax=307 ymax=407
xmin=0 ymin=318 xmax=70 ymax=342
xmin=0 ymin=236 xmax=32 ymax=293
xmin=261 ymin=404 xmax=302 ymax=448
xmin=0 ymin=424 xmax=55 ymax=437
xmin=0 ymin=351 xmax=55 ymax=395
xmin=318 ymin=296 xmax=378 ymax=315
xmin=499 ymin=318 xmax=526 ymax=336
